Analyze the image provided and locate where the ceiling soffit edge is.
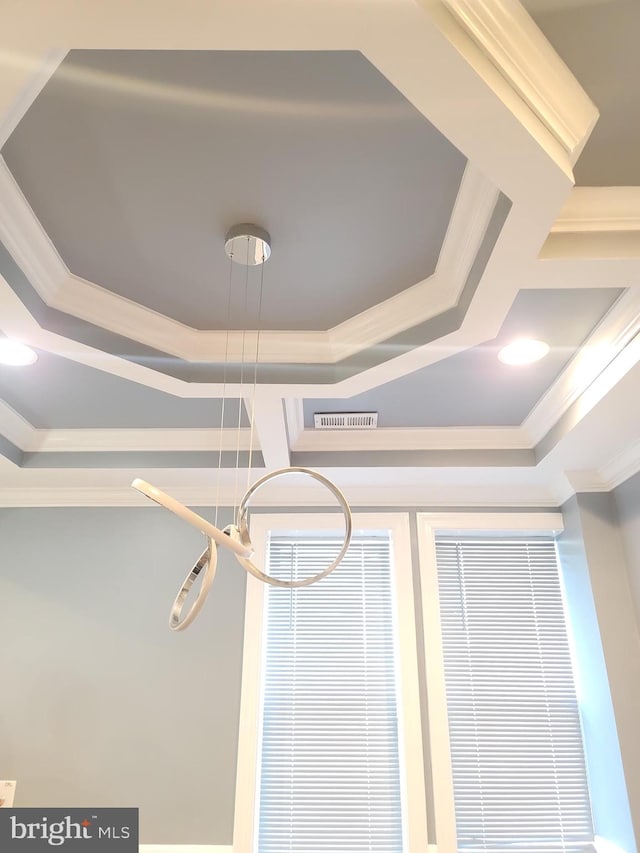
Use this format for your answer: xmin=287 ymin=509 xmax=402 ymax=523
xmin=429 ymin=0 xmax=598 ymax=166
xmin=0 ymin=156 xmax=497 ymax=364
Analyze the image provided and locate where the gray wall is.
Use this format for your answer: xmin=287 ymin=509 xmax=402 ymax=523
xmin=2 ymin=500 xmax=639 ymax=849
xmin=614 ymin=470 xmax=640 ymax=627
xmin=557 ymin=495 xmax=638 ymax=853
xmin=0 ymin=506 xmax=246 ymax=845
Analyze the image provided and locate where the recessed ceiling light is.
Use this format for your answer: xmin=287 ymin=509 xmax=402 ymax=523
xmin=498 ymin=338 xmax=549 ymax=366
xmin=0 ymin=339 xmax=38 ymax=366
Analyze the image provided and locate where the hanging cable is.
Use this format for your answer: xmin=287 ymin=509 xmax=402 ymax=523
xmin=247 ymin=251 xmax=265 ymax=493
xmin=233 ymin=235 xmax=250 ymax=518
xmin=214 ymin=247 xmax=235 ymax=529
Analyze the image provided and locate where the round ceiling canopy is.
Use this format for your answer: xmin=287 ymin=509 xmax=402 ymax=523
xmin=224 ymin=224 xmax=271 ymax=266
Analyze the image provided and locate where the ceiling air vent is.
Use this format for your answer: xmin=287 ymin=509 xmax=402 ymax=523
xmin=314 ymin=412 xmax=378 ymax=430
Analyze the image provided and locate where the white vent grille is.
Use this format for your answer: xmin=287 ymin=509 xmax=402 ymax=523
xmin=314 ymin=412 xmax=378 ymax=430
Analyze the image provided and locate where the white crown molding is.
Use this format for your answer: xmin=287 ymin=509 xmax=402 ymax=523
xmin=598 ymin=436 xmax=640 ymax=492
xmin=563 ymin=469 xmax=610 ymax=495
xmin=0 ymin=155 xmax=497 ymax=365
xmin=437 ymin=162 xmax=501 ymax=287
xmin=435 ymin=0 xmax=598 ymax=164
xmin=0 ymin=157 xmax=67 ymax=301
xmin=292 ymin=425 xmax=528 ymax=452
xmin=23 ymin=428 xmax=255 ymax=454
xmin=0 ymin=481 xmax=563 ymax=509
xmin=551 ymin=187 xmax=640 ymax=234
xmin=542 ymin=186 xmax=640 ymax=260
xmin=523 ymin=288 xmax=640 ymax=445
xmin=57 ymin=274 xmax=332 ymax=363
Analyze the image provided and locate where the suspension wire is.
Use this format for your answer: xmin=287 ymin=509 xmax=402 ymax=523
xmin=214 ymin=250 xmax=235 ymax=529
xmin=247 ymin=252 xmax=265 ymax=492
xmin=233 ymin=236 xmax=250 ymax=519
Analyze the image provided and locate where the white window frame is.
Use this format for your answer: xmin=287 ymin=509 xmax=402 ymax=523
xmin=233 ymin=512 xmax=429 ymax=853
xmin=416 ymin=511 xmax=565 ymax=853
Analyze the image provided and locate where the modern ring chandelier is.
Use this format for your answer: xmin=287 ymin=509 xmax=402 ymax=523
xmin=132 ymin=226 xmax=353 ymax=631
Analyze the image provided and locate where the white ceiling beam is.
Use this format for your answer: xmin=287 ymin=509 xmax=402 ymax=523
xmin=245 ymin=391 xmax=290 ymax=471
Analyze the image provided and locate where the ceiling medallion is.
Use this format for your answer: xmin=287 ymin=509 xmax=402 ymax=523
xmin=132 ymin=226 xmax=352 ymax=631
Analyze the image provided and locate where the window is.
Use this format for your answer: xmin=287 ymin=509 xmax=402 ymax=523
xmin=234 ymin=514 xmax=427 ymax=853
xmin=418 ymin=513 xmax=594 ymax=853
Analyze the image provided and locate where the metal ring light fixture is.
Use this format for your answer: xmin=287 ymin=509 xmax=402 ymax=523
xmin=232 ymin=467 xmax=352 ymax=588
xmin=169 ymin=540 xmax=217 ymax=631
xmin=131 ymin=226 xmax=353 ymax=629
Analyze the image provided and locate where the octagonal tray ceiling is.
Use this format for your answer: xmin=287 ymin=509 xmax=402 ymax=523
xmin=2 ymin=49 xmax=466 ymax=331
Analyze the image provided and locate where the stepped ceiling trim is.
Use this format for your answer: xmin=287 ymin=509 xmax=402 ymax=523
xmin=0 ymin=195 xmax=511 ymax=385
xmin=0 ymin=158 xmax=497 ymax=365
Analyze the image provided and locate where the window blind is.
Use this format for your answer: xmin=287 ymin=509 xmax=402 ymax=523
xmin=257 ymin=534 xmax=404 ymax=853
xmin=435 ymin=538 xmax=594 ymax=853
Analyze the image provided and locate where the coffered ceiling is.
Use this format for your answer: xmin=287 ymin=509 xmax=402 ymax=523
xmin=0 ymin=0 xmax=639 ymax=507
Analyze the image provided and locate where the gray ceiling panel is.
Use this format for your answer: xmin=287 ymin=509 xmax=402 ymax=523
xmin=0 ymin=348 xmax=247 ymax=429
xmin=526 ymin=0 xmax=640 ymax=186
xmin=3 ymin=50 xmax=466 ymax=330
xmin=304 ymin=288 xmax=622 ymax=428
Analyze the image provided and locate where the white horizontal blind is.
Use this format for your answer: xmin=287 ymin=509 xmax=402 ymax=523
xmin=257 ymin=534 xmax=404 ymax=853
xmin=435 ymin=538 xmax=594 ymax=853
